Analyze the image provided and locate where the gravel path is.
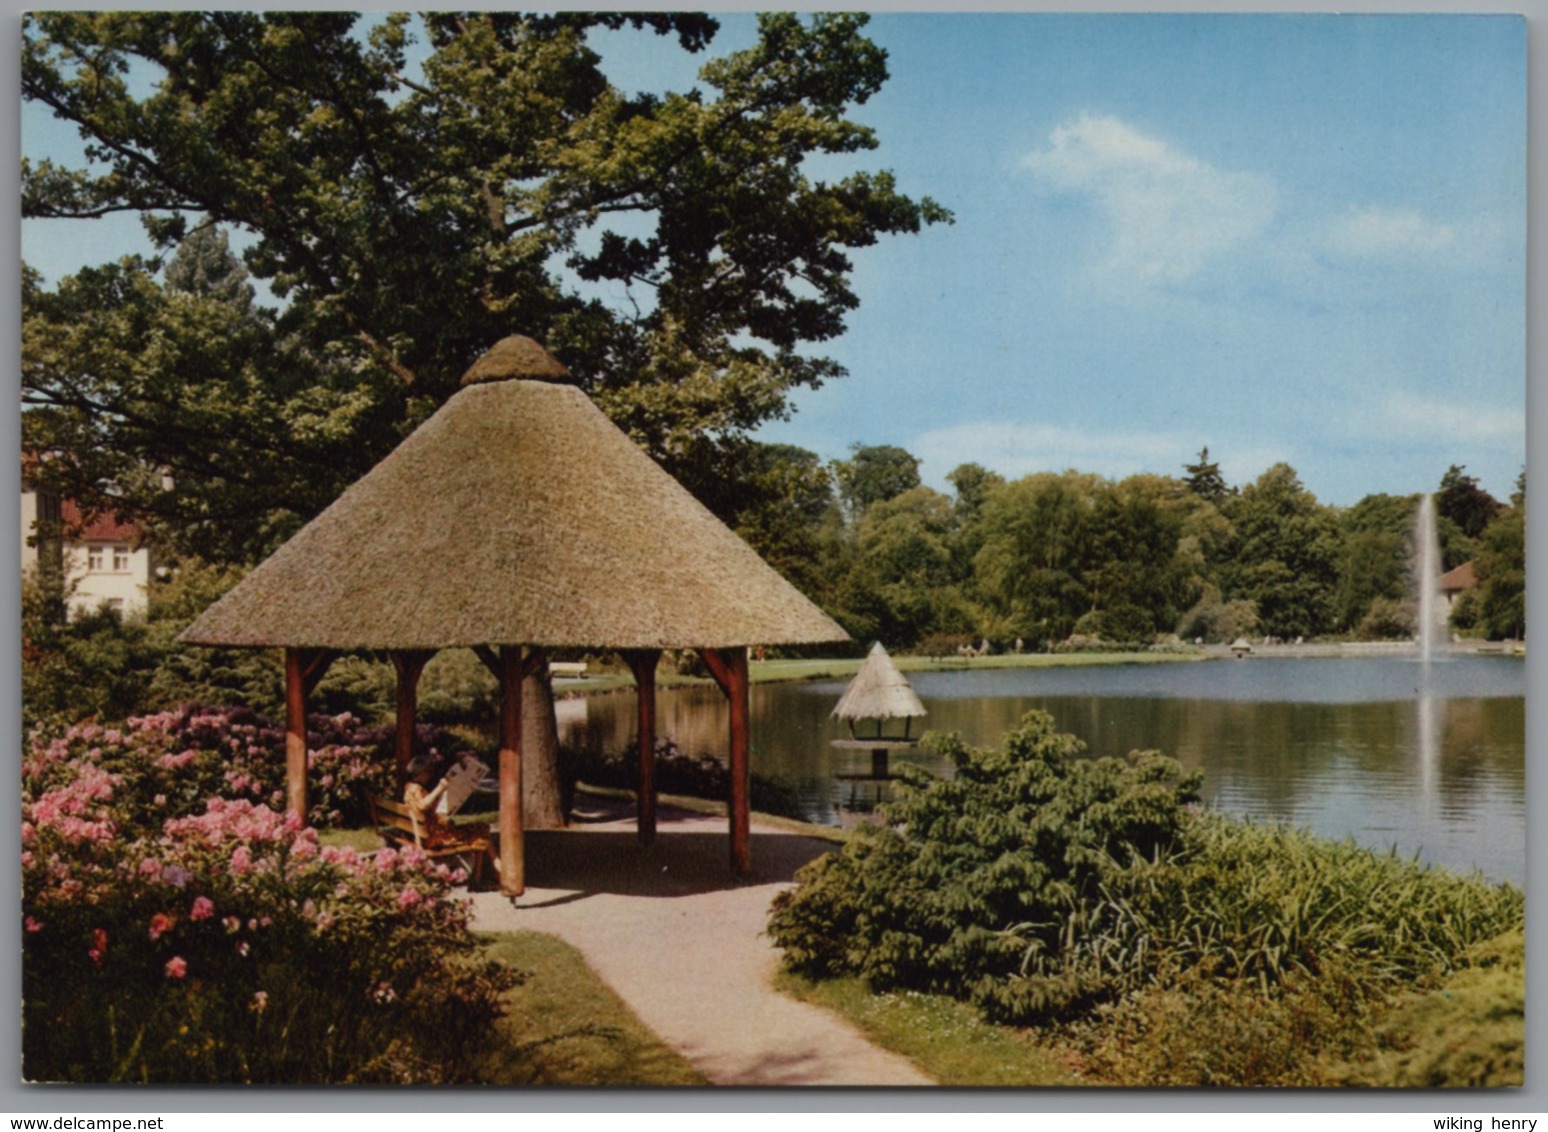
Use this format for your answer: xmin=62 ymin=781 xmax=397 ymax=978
xmin=468 ymin=798 xmax=933 ymax=1087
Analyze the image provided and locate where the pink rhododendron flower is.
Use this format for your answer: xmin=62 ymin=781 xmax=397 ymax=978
xmin=190 ymin=896 xmax=214 ymax=921
xmin=25 ymin=917 xmax=43 ymax=934
xmin=149 ymin=913 xmax=174 ymax=940
xmin=230 ymin=845 xmax=253 ymax=875
xmin=252 ymin=990 xmax=268 ymax=1013
xmin=165 ymin=956 xmax=187 ymax=979
xmin=397 ymin=887 xmax=421 ymax=909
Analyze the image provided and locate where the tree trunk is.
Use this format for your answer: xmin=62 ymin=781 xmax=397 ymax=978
xmin=521 ymin=665 xmax=567 ymax=828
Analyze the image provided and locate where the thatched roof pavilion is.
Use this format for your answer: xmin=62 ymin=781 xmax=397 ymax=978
xmin=180 ymin=336 xmax=848 ymax=894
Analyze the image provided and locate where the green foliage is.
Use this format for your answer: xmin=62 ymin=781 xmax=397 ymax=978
xmin=1175 ymin=586 xmax=1258 ymax=643
xmin=1324 ymin=931 xmax=1524 ymax=1088
xmin=1435 ymin=465 xmax=1502 ymax=540
xmin=970 ymin=472 xmax=1103 ymax=642
xmin=1355 ymin=596 xmax=1413 ymax=641
xmin=1333 ymin=493 xmax=1416 ymax=633
xmin=24 ymin=12 xmax=948 ymax=561
xmin=24 ymin=560 xmax=289 ymax=725
xmin=722 ymin=441 xmax=844 ymax=598
xmin=1474 ymin=505 xmax=1525 ymax=640
xmin=832 ymin=485 xmax=969 ymax=646
xmin=1072 ymin=604 xmax=1154 ymax=646
xmin=1183 ymin=447 xmax=1230 ymax=503
xmin=768 ymin=711 xmax=1203 ymax=1023
xmin=1220 ymin=463 xmax=1341 ymax=638
xmin=22 ymin=573 xmax=158 ymax=726
xmin=833 ymin=443 xmax=923 ymax=518
xmin=966 ymin=471 xmax=1211 ymax=646
xmin=769 ymin=713 xmax=1523 ymax=1035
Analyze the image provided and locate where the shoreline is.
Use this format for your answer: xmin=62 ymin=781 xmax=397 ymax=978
xmin=553 ymin=638 xmax=1522 ymax=697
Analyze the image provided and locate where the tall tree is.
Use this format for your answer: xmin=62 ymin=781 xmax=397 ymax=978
xmin=24 ymin=12 xmax=949 ymax=827
xmin=23 ymin=11 xmax=950 ymax=550
xmin=1435 ymin=465 xmax=1502 ymax=540
xmin=1220 ymin=464 xmax=1341 ymax=639
xmin=833 ymin=443 xmax=922 ymax=519
xmin=1184 ymin=446 xmax=1230 ymax=503
xmin=971 ymin=471 xmax=1103 ymax=642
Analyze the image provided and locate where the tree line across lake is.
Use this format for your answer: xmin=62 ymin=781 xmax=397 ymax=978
xmin=740 ymin=443 xmax=1525 ymax=653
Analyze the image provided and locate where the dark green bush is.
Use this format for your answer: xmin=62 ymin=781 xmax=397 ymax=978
xmin=768 ymin=712 xmax=1203 ymax=1022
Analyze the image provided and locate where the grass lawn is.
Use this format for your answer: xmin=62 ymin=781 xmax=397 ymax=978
xmin=475 ymin=932 xmax=707 ymax=1086
xmin=772 ymin=972 xmax=1079 ymax=1087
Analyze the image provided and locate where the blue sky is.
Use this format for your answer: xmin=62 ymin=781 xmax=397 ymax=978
xmin=22 ymin=13 xmax=1527 ymax=507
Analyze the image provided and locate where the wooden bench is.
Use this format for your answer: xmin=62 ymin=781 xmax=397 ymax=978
xmin=365 ymin=791 xmax=495 ymax=888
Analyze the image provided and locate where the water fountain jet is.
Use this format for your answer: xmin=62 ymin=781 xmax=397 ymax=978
xmin=1414 ymin=493 xmax=1443 ymax=664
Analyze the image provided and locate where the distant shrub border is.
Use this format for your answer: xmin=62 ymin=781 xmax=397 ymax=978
xmin=22 ymin=715 xmax=517 ymax=1083
xmin=768 ymin=712 xmax=1524 ymax=1029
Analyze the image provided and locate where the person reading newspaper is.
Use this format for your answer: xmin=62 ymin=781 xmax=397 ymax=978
xmin=403 ymin=754 xmax=497 ymax=880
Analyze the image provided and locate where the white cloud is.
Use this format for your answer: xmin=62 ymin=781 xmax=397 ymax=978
xmin=1325 ymin=206 xmax=1455 ymax=258
xmin=915 ymin=419 xmax=1290 ymax=487
xmin=1381 ymin=391 xmax=1524 ymax=447
xmin=1021 ymin=113 xmax=1278 ymax=287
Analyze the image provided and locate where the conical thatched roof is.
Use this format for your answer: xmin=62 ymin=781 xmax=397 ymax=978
xmin=831 ymin=642 xmax=926 ymax=722
xmin=180 ymin=339 xmax=848 ymax=651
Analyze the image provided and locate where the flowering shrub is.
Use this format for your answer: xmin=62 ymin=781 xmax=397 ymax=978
xmin=23 ymin=755 xmax=518 ymax=1083
xmin=23 ymin=706 xmax=476 ymax=830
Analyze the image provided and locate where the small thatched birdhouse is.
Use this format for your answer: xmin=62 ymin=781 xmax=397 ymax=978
xmin=830 ymin=642 xmax=926 ymax=801
xmin=831 ymin=642 xmax=926 ymax=739
xmin=179 ymin=335 xmax=848 ymax=894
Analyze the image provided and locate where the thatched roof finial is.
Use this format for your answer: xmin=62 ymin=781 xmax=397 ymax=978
xmin=460 ymin=335 xmax=573 ymax=387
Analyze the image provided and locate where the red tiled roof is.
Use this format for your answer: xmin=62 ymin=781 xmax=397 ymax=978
xmin=60 ymin=499 xmax=141 ymax=543
xmin=1438 ymin=561 xmax=1476 ymax=592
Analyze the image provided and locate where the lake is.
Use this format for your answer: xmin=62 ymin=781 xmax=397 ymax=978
xmin=556 ymin=654 xmax=1526 ymax=884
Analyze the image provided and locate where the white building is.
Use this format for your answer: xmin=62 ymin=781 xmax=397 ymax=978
xmin=21 ymin=468 xmax=154 ymax=620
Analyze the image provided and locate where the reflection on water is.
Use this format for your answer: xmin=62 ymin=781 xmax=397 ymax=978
xmin=559 ymin=656 xmax=1525 ymax=883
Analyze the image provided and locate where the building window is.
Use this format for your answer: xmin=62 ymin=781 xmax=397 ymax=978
xmin=112 ymin=545 xmax=130 ymax=572
xmin=87 ymin=547 xmax=103 ymax=572
xmin=106 ymin=598 xmax=125 ymax=620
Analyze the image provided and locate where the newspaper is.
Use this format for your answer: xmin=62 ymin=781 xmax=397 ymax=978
xmin=436 ymin=757 xmax=490 ymax=816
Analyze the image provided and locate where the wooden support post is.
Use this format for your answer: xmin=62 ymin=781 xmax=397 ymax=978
xmin=700 ymin=646 xmax=752 ymax=876
xmin=285 ymin=648 xmax=309 ymax=823
xmin=623 ymin=650 xmax=662 ymax=844
xmin=389 ymin=650 xmax=434 ymax=787
xmin=495 ymin=646 xmax=547 ymax=898
xmin=283 ymin=647 xmax=337 ymax=823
